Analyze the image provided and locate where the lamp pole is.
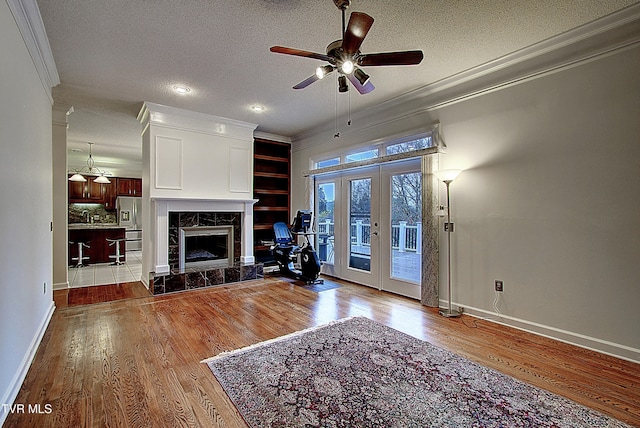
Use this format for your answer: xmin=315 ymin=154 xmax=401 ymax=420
xmin=440 ymin=179 xmax=460 ymax=317
xmin=434 ymin=169 xmax=462 ymax=318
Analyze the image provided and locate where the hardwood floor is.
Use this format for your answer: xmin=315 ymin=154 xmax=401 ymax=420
xmin=53 ymin=281 xmax=151 ymax=308
xmin=6 ymin=277 xmax=640 ymax=427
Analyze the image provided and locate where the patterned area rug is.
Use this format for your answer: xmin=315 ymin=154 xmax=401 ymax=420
xmin=204 ymin=317 xmax=630 ymax=427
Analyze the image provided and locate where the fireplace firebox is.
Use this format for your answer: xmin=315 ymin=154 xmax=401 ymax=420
xmin=179 ymin=225 xmax=233 ymax=270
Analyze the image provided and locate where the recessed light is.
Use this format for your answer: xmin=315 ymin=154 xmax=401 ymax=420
xmin=173 ymin=85 xmax=191 ymax=95
xmin=250 ymin=105 xmax=266 ymax=112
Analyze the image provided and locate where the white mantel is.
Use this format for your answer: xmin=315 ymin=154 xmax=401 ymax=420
xmin=138 ymin=103 xmax=259 ymax=282
xmin=151 ymin=198 xmax=257 ymax=275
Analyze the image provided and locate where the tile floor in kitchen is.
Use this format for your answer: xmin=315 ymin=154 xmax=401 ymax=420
xmin=68 ymin=250 xmax=143 ymax=288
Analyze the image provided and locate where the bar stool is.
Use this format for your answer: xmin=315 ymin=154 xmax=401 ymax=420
xmin=70 ymin=240 xmax=90 ymax=268
xmin=107 ymin=238 xmax=126 ymax=265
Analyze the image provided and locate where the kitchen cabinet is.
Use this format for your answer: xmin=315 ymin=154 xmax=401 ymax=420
xmin=116 ymin=177 xmax=142 ymax=196
xmin=68 ymin=175 xmax=113 ymax=205
xmin=69 ymin=176 xmax=139 ymax=207
xmin=68 ymin=179 xmax=86 ymax=200
xmin=103 ymin=180 xmax=117 ymax=210
xmin=253 ymin=138 xmax=290 ymax=264
xmin=68 ymin=226 xmax=126 ymax=265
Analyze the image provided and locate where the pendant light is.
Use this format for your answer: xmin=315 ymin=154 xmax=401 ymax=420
xmin=68 ymin=142 xmax=111 ymax=183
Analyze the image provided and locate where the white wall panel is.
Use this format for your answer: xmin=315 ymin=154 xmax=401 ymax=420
xmin=154 ymin=136 xmax=183 ymax=190
xmin=229 ymin=146 xmax=251 ymax=193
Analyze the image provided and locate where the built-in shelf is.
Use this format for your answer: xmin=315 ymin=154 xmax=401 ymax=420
xmin=253 ymin=138 xmax=291 ymax=265
xmin=254 ymin=188 xmax=289 ymax=195
xmin=254 ymin=154 xmax=288 ymax=163
xmin=254 ymin=172 xmax=289 ymax=179
xmin=254 ymin=206 xmax=288 ymax=212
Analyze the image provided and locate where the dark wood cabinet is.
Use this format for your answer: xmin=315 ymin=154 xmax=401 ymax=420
xmin=68 ymin=179 xmax=86 ymax=200
xmin=253 ymin=138 xmax=291 ymax=264
xmin=103 ymin=180 xmax=117 ymax=210
xmin=69 ymin=176 xmax=139 ymax=208
xmin=68 ymin=175 xmax=113 ymax=205
xmin=68 ymin=227 xmax=126 ymax=265
xmin=87 ymin=180 xmax=104 ymax=202
xmin=133 ymin=178 xmax=142 ymax=196
xmin=116 ymin=178 xmax=142 ymax=196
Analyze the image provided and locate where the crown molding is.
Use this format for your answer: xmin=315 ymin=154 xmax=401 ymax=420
xmin=253 ymin=131 xmax=292 ymax=144
xmin=6 ymin=0 xmax=60 ymax=103
xmin=295 ymin=3 xmax=640 ymax=145
xmin=52 ymin=102 xmax=73 ymax=127
xmin=138 ymin=102 xmax=258 ymax=141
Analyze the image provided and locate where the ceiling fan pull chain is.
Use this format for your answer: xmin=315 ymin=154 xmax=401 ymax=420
xmin=334 ymin=76 xmax=340 ymax=138
xmin=348 ymin=90 xmax=352 ymax=126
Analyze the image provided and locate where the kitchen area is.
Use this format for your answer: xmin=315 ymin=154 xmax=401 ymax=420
xmin=68 ymin=176 xmax=143 ymax=288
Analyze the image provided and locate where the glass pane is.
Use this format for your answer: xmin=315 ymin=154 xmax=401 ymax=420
xmin=349 ymin=178 xmax=371 ymax=272
xmin=345 ymin=149 xmax=378 ymax=163
xmin=385 ymin=137 xmax=433 ymax=155
xmin=317 ymin=183 xmax=335 ymax=264
xmin=391 ymin=172 xmax=422 ymax=283
xmin=317 ymin=158 xmax=340 ymax=168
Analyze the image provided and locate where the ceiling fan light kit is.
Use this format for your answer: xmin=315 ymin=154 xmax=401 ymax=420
xmin=354 ymin=67 xmax=370 ymax=85
xmin=270 ymin=0 xmax=423 ymax=95
xmin=316 ymin=65 xmax=335 ymax=79
xmin=338 ymin=75 xmax=349 ymax=92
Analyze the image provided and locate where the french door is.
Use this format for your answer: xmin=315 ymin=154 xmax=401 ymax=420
xmin=315 ymin=159 xmax=422 ymax=299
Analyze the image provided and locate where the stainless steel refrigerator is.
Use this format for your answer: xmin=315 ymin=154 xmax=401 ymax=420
xmin=117 ymin=196 xmax=142 ymax=251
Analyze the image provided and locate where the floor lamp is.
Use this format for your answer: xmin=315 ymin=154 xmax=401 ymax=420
xmin=434 ymin=169 xmax=462 ymax=318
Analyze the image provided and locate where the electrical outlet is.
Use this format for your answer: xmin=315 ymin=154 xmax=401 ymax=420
xmin=495 ymin=280 xmax=503 ymax=292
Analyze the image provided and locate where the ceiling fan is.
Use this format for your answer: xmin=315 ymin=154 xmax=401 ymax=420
xmin=270 ymin=0 xmax=423 ymax=94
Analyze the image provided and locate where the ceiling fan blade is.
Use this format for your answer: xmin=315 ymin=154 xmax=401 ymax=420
xmin=357 ymin=50 xmax=424 ymax=66
xmin=346 ymin=73 xmax=375 ymax=94
xmin=270 ymin=46 xmax=333 ymax=62
xmin=342 ymin=12 xmax=374 ymax=55
xmin=293 ymin=74 xmax=320 ymax=90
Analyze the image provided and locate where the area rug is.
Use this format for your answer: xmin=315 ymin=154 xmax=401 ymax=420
xmin=203 ymin=316 xmax=630 ymax=427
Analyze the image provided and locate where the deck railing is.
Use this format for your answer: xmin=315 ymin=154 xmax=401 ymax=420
xmin=317 ymin=219 xmax=421 ymax=254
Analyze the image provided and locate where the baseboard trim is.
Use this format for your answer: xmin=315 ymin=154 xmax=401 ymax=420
xmin=449 ymin=301 xmax=640 ymax=364
xmin=53 ymin=281 xmax=69 ymax=290
xmin=0 ymin=300 xmax=55 ymax=425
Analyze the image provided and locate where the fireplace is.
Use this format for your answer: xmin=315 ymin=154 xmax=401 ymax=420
xmin=179 ymin=225 xmax=233 ymax=270
xmin=168 ymin=210 xmax=243 ymax=271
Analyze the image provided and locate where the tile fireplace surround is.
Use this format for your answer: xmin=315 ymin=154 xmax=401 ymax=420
xmin=150 ymin=209 xmax=263 ymax=295
xmin=150 ymin=262 xmax=264 ymax=295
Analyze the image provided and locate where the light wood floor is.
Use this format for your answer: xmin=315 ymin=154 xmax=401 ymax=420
xmin=6 ymin=276 xmax=640 ymax=427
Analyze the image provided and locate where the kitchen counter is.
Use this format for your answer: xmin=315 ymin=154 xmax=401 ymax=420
xmin=68 ymin=223 xmax=124 ymax=230
xmin=69 ymin=226 xmax=126 ymax=265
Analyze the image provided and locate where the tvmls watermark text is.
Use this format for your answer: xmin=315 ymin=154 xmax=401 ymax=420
xmin=2 ymin=403 xmax=53 ymax=414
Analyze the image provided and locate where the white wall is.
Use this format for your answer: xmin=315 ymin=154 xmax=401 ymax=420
xmin=439 ymin=45 xmax=640 ymax=360
xmin=290 ymin=44 xmax=640 ymax=361
xmin=0 ymin=0 xmax=56 ymax=421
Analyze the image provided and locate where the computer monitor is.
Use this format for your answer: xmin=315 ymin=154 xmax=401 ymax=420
xmin=291 ymin=210 xmax=312 ymax=233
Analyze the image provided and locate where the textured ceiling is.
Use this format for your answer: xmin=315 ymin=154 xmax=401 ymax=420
xmin=36 ymin=0 xmax=638 ymax=177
